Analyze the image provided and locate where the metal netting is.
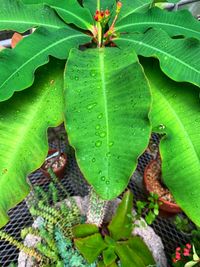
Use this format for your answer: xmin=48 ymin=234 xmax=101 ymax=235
xmin=0 ymin=130 xmax=190 ymax=267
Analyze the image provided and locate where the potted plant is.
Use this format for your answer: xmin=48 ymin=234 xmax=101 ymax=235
xmin=143 ymin=158 xmax=182 ymax=216
xmin=40 ymin=148 xmax=67 ymax=180
xmin=0 ymin=0 xmax=200 ymax=244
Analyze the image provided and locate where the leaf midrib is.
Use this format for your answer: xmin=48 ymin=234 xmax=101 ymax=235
xmin=51 ymin=5 xmax=92 ymax=29
xmin=116 ymin=21 xmax=200 ymax=38
xmin=117 ymin=37 xmax=200 ymax=81
xmin=0 ymin=33 xmax=85 ymax=92
xmin=99 ymin=50 xmax=109 ymax=177
xmin=0 ymin=20 xmax=62 ymax=29
xmin=153 ymin=87 xmax=200 ymax=166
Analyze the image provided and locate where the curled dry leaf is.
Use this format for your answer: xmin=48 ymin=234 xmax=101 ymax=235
xmin=11 ymin=32 xmax=23 ymax=48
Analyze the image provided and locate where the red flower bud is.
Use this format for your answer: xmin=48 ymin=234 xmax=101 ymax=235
xmin=186 ymin=243 xmax=191 ymax=249
xmin=105 ymin=9 xmax=110 ymax=17
xmin=117 ymin=1 xmax=122 ymax=9
xmin=183 ymin=248 xmax=190 ymax=256
xmin=175 ymin=252 xmax=181 ymax=260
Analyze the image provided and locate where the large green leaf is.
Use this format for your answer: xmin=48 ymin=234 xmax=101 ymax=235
xmin=108 ymin=190 xmax=133 ymax=241
xmin=0 ymin=0 xmax=65 ymax=32
xmin=115 ymin=29 xmax=200 ymax=88
xmin=115 ymin=7 xmax=200 ymax=40
xmin=74 ymin=233 xmax=107 ymax=263
xmin=117 ymin=0 xmax=153 ymax=22
xmin=0 ymin=27 xmax=90 ymax=102
xmin=22 ymin=0 xmax=94 ymax=30
xmin=0 ymin=59 xmax=64 ymax=228
xmin=142 ymin=58 xmax=200 ymax=226
xmin=103 ymin=247 xmax=117 ymax=266
xmin=123 ymin=237 xmax=155 ymax=265
xmin=73 ymin=224 xmax=99 ymax=238
xmin=115 ymin=244 xmax=146 ymax=267
xmin=64 ymin=48 xmax=151 ymax=200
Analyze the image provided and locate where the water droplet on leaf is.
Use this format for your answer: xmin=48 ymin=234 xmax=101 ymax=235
xmin=100 ymin=131 xmax=106 ymax=138
xmin=95 ymin=140 xmax=102 ymax=147
xmin=109 ymin=141 xmax=114 ymax=147
xmin=97 ymin=113 xmax=103 ymax=119
xmin=101 ymin=176 xmax=105 ymax=181
xmin=159 ymin=124 xmax=166 ymax=130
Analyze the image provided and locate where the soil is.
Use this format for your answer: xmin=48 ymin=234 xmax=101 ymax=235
xmin=145 ymin=161 xmax=176 ymax=203
xmin=43 ymin=154 xmax=65 ymax=171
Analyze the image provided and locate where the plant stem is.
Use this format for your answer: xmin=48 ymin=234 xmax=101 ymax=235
xmin=97 ymin=0 xmax=102 ymax=47
xmin=86 ymin=187 xmax=108 ymax=227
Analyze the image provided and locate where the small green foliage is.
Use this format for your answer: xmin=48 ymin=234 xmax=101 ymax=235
xmin=174 ymin=215 xmax=192 ymax=233
xmin=74 ymin=190 xmax=155 ymax=267
xmin=0 ymin=177 xmax=90 ymax=266
xmin=135 ymin=192 xmax=161 ymax=225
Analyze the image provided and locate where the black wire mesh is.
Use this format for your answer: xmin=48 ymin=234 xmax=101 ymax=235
xmin=0 ymin=132 xmax=190 ymax=267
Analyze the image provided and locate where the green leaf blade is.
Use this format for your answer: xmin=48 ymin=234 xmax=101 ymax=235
xmin=22 ymin=0 xmax=94 ymax=30
xmin=73 ymin=224 xmax=99 ymax=238
xmin=115 ymin=244 xmax=146 ymax=267
xmin=0 ymin=0 xmax=65 ymax=32
xmin=108 ymin=190 xmax=133 ymax=241
xmin=115 ymin=29 xmax=200 ymax=88
xmin=125 ymin=236 xmax=155 ymax=265
xmin=74 ymin=233 xmax=107 ymax=263
xmin=117 ymin=0 xmax=153 ymax=22
xmin=0 ymin=27 xmax=91 ymax=102
xmin=64 ymin=48 xmax=151 ymax=200
xmin=116 ymin=7 xmax=200 ymax=40
xmin=143 ymin=58 xmax=200 ymax=226
xmin=0 ymin=59 xmax=64 ymax=228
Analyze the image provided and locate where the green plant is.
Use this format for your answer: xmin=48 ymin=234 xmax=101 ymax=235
xmin=174 ymin=215 xmax=193 ymax=234
xmin=135 ymin=192 xmax=161 ymax=225
xmin=0 ymin=0 xmax=200 ymax=229
xmin=73 ymin=190 xmax=155 ymax=267
xmin=0 ymin=176 xmax=96 ymax=266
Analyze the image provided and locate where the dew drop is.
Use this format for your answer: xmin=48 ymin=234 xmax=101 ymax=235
xmin=75 ymin=76 xmax=79 ymax=81
xmin=90 ymin=71 xmax=96 ymax=77
xmin=106 ymin=180 xmax=110 ymax=185
xmin=100 ymin=131 xmax=106 ymax=138
xmin=158 ymin=124 xmax=166 ymax=130
xmin=92 ymin=158 xmax=96 ymax=163
xmin=106 ymin=152 xmax=111 ymax=157
xmin=109 ymin=141 xmax=114 ymax=147
xmin=95 ymin=124 xmax=100 ymax=130
xmin=95 ymin=140 xmax=102 ymax=147
xmin=87 ymin=102 xmax=97 ymax=110
xmin=101 ymin=176 xmax=105 ymax=181
xmin=98 ymin=170 xmax=102 ymax=175
xmin=97 ymin=113 xmax=103 ymax=119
